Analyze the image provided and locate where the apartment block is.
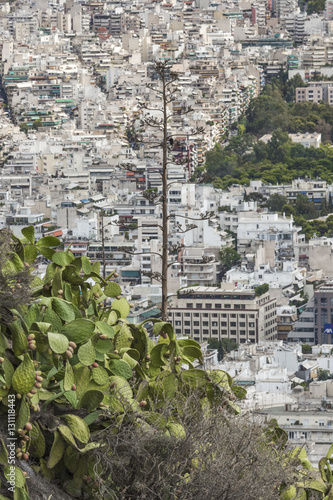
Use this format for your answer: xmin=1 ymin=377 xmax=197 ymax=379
xmin=314 ymin=282 xmax=333 ymax=345
xmin=169 ymin=285 xmax=277 ymax=344
xmin=296 ymin=82 xmax=333 ymax=104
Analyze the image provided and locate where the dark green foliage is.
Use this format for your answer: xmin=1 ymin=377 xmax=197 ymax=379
xmin=219 ymin=246 xmax=241 ymax=273
xmin=307 ymin=0 xmax=325 ymax=14
xmin=207 ymin=338 xmax=238 ymax=361
xmin=318 ymin=369 xmax=331 ymax=381
xmin=255 ymin=283 xmax=269 ymax=297
xmin=266 ymin=194 xmax=289 ymax=212
xmin=301 ymin=344 xmax=312 ymax=354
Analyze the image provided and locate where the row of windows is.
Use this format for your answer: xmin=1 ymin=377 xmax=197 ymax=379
xmin=179 ymin=320 xmax=256 ymax=327
xmin=181 ymin=294 xmax=256 ymax=301
xmin=185 ymin=303 xmax=248 ymax=310
xmin=181 ymin=329 xmax=257 ymax=337
xmin=173 ymin=312 xmax=256 ymax=319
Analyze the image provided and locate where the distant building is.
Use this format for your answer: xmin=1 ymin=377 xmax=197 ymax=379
xmin=296 ymin=81 xmax=333 ymax=104
xmin=169 ymin=284 xmax=277 ymax=344
xmin=314 ymin=282 xmax=333 ymax=344
xmin=288 ymin=297 xmax=315 ymax=344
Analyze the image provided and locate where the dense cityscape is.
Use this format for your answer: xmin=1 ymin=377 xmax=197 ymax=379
xmin=3 ymin=0 xmax=333 ymax=497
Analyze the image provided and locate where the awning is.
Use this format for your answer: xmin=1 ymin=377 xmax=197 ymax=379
xmin=140 ymin=308 xmax=161 ymax=318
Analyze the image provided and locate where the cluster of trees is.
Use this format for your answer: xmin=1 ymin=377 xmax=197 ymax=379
xmin=207 ymin=337 xmax=238 ymax=361
xmin=203 ymin=77 xmax=333 ymax=191
xmin=265 ymin=193 xmax=333 ymax=240
xmin=205 ymin=129 xmax=333 ymax=191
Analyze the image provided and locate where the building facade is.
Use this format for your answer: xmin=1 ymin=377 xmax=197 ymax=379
xmin=169 ymin=285 xmax=277 ymax=344
xmin=314 ymin=282 xmax=333 ymax=345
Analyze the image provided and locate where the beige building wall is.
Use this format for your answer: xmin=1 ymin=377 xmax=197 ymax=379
xmin=169 ymin=285 xmax=277 ymax=344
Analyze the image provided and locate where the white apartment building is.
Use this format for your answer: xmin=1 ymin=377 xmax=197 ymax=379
xmin=237 ymin=212 xmax=297 ymax=254
xmin=169 ymin=284 xmax=277 ymax=344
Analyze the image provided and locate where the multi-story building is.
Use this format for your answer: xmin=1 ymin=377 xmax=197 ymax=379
xmin=277 ymin=305 xmax=298 ymax=341
xmin=314 ymin=282 xmax=333 ymax=345
xmin=296 ymin=82 xmax=333 ymax=104
xmin=169 ymin=284 xmax=277 ymax=344
xmin=288 ymin=298 xmax=316 ymax=344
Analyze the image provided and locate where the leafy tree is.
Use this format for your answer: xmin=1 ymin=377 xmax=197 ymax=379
xmin=32 ymin=118 xmax=42 ymax=130
xmin=307 ymin=0 xmax=325 ymax=13
xmin=295 ymin=194 xmax=318 ymax=220
xmin=318 ymin=369 xmax=331 ymax=381
xmin=267 ymin=194 xmax=289 ymax=212
xmin=19 ymin=123 xmax=29 ymax=135
xmin=302 ymin=344 xmax=312 ymax=354
xmin=219 ymin=246 xmax=240 ymax=273
xmin=255 ymin=283 xmax=269 ymax=296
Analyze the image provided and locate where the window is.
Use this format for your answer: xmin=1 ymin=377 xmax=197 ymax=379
xmin=196 ymin=304 xmax=202 ymax=309
xmin=240 ymin=322 xmax=245 ymax=326
xmin=230 ymin=322 xmax=236 ymax=326
xmin=175 ymin=321 xmax=181 ymax=326
xmin=321 ymin=308 xmax=328 ymax=325
xmin=203 ymin=321 xmax=209 ymax=326
xmin=249 ymin=322 xmax=255 ymax=327
xmin=224 ymin=304 xmax=231 ymax=309
xmin=215 ymin=304 xmax=221 ymax=309
xmin=185 ymin=321 xmax=190 ymax=326
xmin=206 ymin=304 xmax=212 ymax=309
xmin=186 ymin=303 xmax=192 ymax=308
xmin=194 ymin=313 xmax=199 ymax=317
xmin=176 ymin=313 xmax=181 ymax=317
xmin=212 ymin=322 xmax=218 ymax=326
xmin=194 ymin=321 xmax=199 ymax=326
xmin=185 ymin=329 xmax=190 ymax=334
xmin=184 ymin=313 xmax=190 ymax=317
xmin=203 ymin=313 xmax=209 ymax=317
xmin=212 ymin=329 xmax=218 ymax=335
xmin=194 ymin=329 xmax=199 ymax=334
xmin=231 ymin=314 xmax=236 ymax=318
xmin=221 ymin=322 xmax=227 ymax=326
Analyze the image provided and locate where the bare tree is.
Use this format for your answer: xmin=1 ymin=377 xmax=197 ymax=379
xmin=91 ymin=391 xmax=307 ymax=500
xmin=119 ymin=62 xmax=207 ymax=321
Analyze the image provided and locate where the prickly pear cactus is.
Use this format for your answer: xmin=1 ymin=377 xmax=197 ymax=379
xmin=0 ymin=226 xmax=243 ymax=499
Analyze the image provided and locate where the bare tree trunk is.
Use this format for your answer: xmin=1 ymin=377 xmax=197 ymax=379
xmin=161 ymin=71 xmax=168 ymax=322
xmin=101 ymin=211 xmax=106 ymax=279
